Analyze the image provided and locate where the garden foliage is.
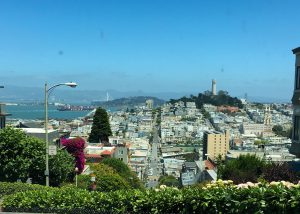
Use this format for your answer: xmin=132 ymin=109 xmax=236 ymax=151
xmin=218 ymin=154 xmax=299 ymax=184
xmin=2 ymin=180 xmax=300 ymax=213
xmin=101 ymin=158 xmax=144 ymax=189
xmin=0 ymin=182 xmax=50 ymax=198
xmin=0 ymin=127 xmax=74 ymax=186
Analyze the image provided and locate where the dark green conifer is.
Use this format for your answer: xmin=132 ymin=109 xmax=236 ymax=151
xmin=88 ymin=107 xmax=112 ymax=143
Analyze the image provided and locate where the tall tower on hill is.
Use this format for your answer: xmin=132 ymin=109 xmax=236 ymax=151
xmin=212 ymin=79 xmax=217 ymax=96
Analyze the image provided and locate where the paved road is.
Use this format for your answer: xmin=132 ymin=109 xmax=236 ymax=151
xmin=147 ymin=124 xmax=161 ymax=188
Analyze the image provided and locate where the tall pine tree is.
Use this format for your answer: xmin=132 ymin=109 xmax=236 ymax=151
xmin=88 ymin=107 xmax=112 ymax=143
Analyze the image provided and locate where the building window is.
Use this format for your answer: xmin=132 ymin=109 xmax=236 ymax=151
xmin=296 ymin=66 xmax=300 ymax=89
xmin=294 ymin=116 xmax=300 ymax=141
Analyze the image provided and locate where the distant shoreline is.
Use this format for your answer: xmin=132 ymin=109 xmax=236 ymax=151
xmin=5 ymin=105 xmax=92 ymax=120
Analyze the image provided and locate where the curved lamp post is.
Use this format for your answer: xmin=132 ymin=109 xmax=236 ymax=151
xmin=45 ymin=82 xmax=77 ymax=186
xmin=205 ymin=153 xmax=210 ymax=160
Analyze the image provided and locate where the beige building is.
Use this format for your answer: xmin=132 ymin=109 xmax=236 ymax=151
xmin=241 ymin=123 xmax=273 ymax=137
xmin=202 ymin=130 xmax=230 ymax=161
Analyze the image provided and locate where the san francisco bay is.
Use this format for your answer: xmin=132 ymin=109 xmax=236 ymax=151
xmin=6 ymin=105 xmax=91 ymax=120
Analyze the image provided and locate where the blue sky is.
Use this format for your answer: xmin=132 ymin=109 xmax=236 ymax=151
xmin=0 ymin=0 xmax=299 ymax=101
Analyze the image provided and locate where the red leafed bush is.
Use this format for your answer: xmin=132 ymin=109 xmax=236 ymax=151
xmin=61 ymin=137 xmax=86 ymax=173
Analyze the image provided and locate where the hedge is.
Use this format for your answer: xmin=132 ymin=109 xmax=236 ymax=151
xmin=2 ymin=180 xmax=300 ymax=213
xmin=0 ymin=182 xmax=51 ymax=198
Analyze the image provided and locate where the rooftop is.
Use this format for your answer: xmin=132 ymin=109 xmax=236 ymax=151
xmin=18 ymin=128 xmax=57 ymax=134
xmin=292 ymin=47 xmax=300 ymax=54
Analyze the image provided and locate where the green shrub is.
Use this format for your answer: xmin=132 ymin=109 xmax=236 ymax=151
xmin=0 ymin=182 xmax=49 ymax=198
xmin=0 ymin=127 xmax=75 ymax=186
xmin=102 ymin=158 xmax=144 ymax=190
xmin=158 ymin=175 xmax=180 ymax=187
xmin=91 ymin=163 xmax=131 ymax=192
xmin=3 ymin=181 xmax=300 ymax=213
xmin=76 ymin=174 xmax=91 ymax=190
xmin=218 ymin=154 xmax=267 ymax=184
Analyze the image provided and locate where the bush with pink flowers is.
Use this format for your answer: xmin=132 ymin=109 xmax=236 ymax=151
xmin=61 ymin=137 xmax=86 ymax=173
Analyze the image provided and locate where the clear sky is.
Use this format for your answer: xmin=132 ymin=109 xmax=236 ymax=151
xmin=0 ymin=0 xmax=299 ymax=101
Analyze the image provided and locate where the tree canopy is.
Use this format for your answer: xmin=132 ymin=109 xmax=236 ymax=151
xmin=218 ymin=154 xmax=299 ymax=184
xmin=101 ymin=158 xmax=144 ymax=189
xmin=90 ymin=163 xmax=130 ymax=192
xmin=169 ymin=90 xmax=243 ymax=109
xmin=158 ymin=175 xmax=180 ymax=187
xmin=262 ymin=162 xmax=298 ymax=183
xmin=217 ymin=154 xmax=266 ymax=184
xmin=88 ymin=107 xmax=112 ymax=143
xmin=272 ymin=125 xmax=292 ymax=138
xmin=0 ymin=127 xmax=74 ymax=186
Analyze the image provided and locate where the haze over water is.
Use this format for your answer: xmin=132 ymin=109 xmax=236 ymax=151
xmin=6 ymin=105 xmax=89 ymax=120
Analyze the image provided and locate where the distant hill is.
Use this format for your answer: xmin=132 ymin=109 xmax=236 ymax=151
xmin=0 ymin=85 xmax=289 ymax=104
xmin=92 ymin=96 xmax=165 ymax=109
xmin=169 ymin=90 xmax=244 ymax=108
xmin=0 ymin=85 xmax=192 ymax=104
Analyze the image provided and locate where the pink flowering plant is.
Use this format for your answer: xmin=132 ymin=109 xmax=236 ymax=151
xmin=61 ymin=137 xmax=86 ymax=173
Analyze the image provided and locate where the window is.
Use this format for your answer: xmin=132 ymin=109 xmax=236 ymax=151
xmin=118 ymin=150 xmax=124 ymax=155
xmin=294 ymin=116 xmax=300 ymax=141
xmin=296 ymin=66 xmax=300 ymax=89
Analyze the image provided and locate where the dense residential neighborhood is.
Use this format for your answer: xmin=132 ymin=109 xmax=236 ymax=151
xmin=1 ymin=94 xmax=296 ymax=189
xmin=2 ymin=0 xmax=300 ymax=212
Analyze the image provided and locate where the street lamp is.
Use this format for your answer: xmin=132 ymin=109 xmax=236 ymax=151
xmin=45 ymin=82 xmax=77 ymax=186
xmin=75 ymin=167 xmax=79 ymax=187
xmin=89 ymin=174 xmax=96 ymax=191
xmin=205 ymin=153 xmax=210 ymax=160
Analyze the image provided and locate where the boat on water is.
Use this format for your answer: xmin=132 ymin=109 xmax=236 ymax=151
xmin=57 ymin=105 xmax=96 ymax=111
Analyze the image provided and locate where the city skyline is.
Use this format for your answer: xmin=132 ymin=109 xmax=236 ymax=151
xmin=0 ymin=0 xmax=299 ymax=101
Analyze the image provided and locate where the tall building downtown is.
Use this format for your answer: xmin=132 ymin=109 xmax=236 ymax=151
xmin=291 ymin=47 xmax=300 ymax=156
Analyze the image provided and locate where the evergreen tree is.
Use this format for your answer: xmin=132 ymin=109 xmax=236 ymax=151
xmin=88 ymin=107 xmax=112 ymax=143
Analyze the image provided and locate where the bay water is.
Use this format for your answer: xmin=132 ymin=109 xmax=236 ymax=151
xmin=6 ymin=105 xmax=91 ymax=120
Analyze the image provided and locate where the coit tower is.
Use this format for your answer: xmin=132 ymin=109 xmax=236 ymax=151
xmin=212 ymin=79 xmax=216 ymax=95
